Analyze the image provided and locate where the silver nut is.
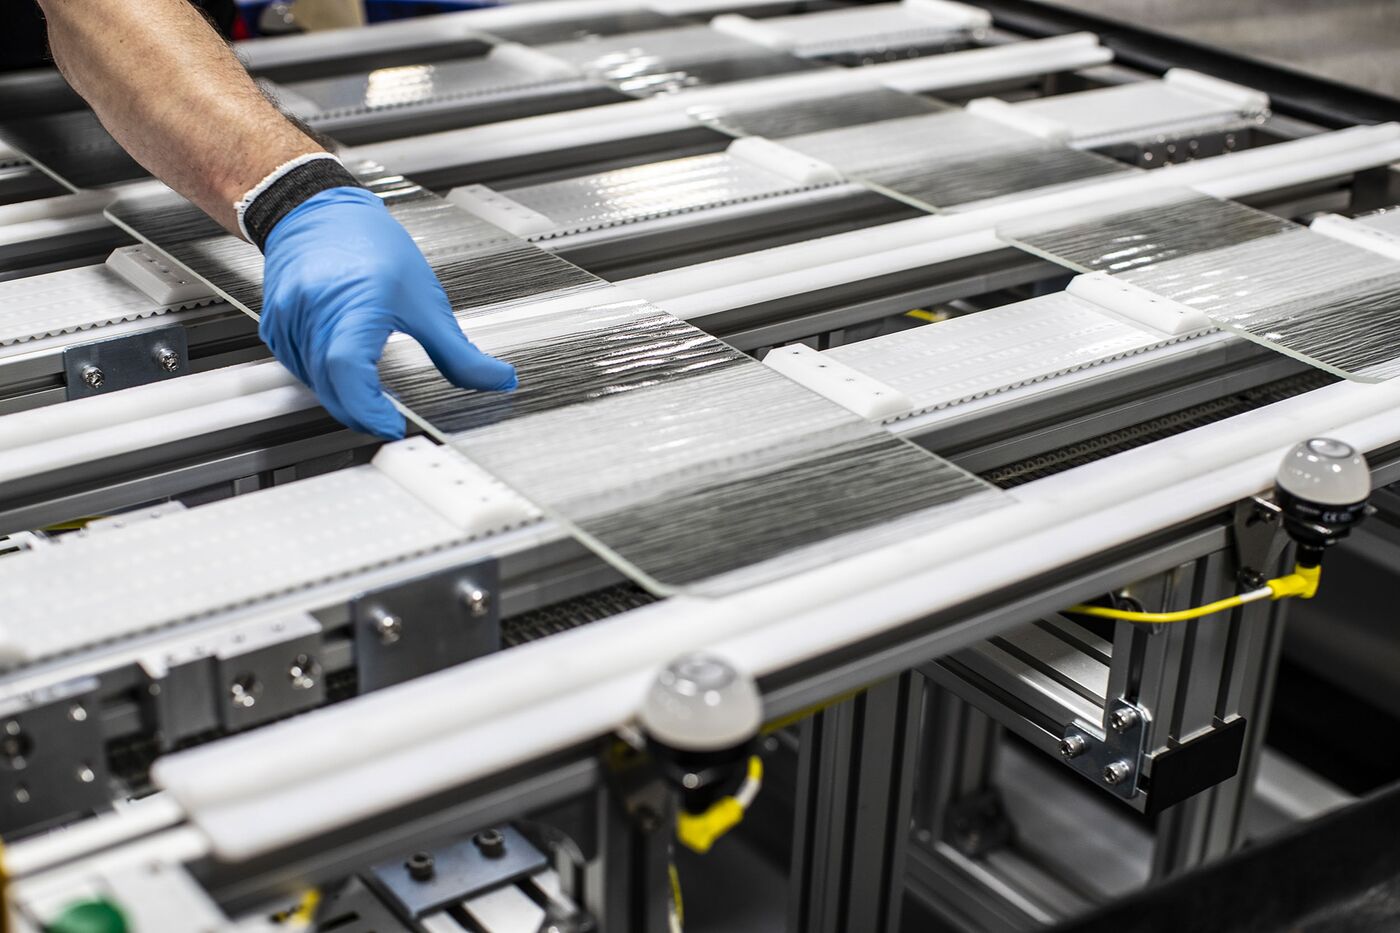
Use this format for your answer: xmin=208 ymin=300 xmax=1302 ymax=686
xmin=82 ymin=365 xmax=105 ymax=389
xmin=1103 ymin=760 xmax=1132 ymax=786
xmin=229 ymin=673 xmax=260 ymax=709
xmin=1109 ymin=707 xmax=1141 ymax=734
xmin=1058 ymin=734 xmax=1088 ymax=759
xmin=288 ymin=654 xmax=320 ymax=691
xmin=373 ymin=611 xmax=403 ymax=645
xmin=461 ymin=585 xmax=490 ymax=618
xmin=155 ymin=346 xmax=180 ymax=373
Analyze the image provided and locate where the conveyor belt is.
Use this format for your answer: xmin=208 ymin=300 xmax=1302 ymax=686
xmin=502 ymin=583 xmax=657 ymax=647
xmin=980 ymin=370 xmax=1335 ymax=487
xmin=0 ymin=256 xmax=216 ymax=347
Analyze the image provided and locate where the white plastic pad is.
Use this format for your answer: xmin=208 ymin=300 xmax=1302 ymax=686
xmin=711 ymin=1 xmax=987 ymax=56
xmin=726 ymin=136 xmax=844 ymax=186
xmin=964 ymin=96 xmax=1072 ymax=142
xmin=446 ymin=185 xmax=558 ymax=238
xmin=105 ymin=244 xmax=216 ymax=306
xmin=371 ymin=436 xmax=541 ymax=535
xmin=763 ymin=343 xmax=912 ymax=420
xmin=1310 ymin=213 xmax=1400 ymax=263
xmin=1066 ymin=271 xmax=1212 ymax=335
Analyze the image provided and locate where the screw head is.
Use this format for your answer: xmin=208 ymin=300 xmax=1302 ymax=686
xmin=474 ymin=829 xmax=506 ymax=858
xmin=76 ymin=765 xmax=95 ymax=784
xmin=81 ymin=365 xmax=105 ymax=389
xmin=155 ymin=347 xmax=180 ymax=373
xmin=229 ymin=673 xmax=261 ymax=709
xmin=1059 ymin=734 xmax=1088 ymax=759
xmin=1103 ymin=760 xmax=1132 ymax=786
xmin=68 ymin=703 xmax=88 ymax=723
xmin=288 ymin=654 xmax=319 ymax=691
xmin=461 ymin=585 xmax=490 ymax=618
xmin=1109 ymin=707 xmax=1141 ymax=734
xmin=373 ymin=611 xmax=403 ymax=645
xmin=405 ymin=851 xmax=435 ymax=881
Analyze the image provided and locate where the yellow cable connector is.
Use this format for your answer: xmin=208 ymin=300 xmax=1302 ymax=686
xmin=675 ymin=757 xmax=763 ymax=854
xmin=1067 ymin=564 xmax=1323 ymax=624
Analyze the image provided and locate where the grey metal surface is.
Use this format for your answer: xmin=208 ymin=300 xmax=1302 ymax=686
xmin=1045 ymin=0 xmax=1400 ymax=97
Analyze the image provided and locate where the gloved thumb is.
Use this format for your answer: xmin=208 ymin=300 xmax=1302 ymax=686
xmin=408 ymin=309 xmax=518 ymax=392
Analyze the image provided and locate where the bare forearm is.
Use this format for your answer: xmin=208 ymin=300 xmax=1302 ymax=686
xmin=37 ymin=0 xmax=321 ymax=234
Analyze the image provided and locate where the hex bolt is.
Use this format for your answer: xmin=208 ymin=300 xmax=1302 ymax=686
xmin=229 ymin=673 xmax=260 ymax=709
xmin=81 ymin=366 xmax=105 ymax=390
xmin=372 ymin=609 xmax=403 ymax=645
xmin=1109 ymin=707 xmax=1141 ymax=734
xmin=405 ymin=851 xmax=435 ymax=881
xmin=288 ymin=654 xmax=319 ymax=691
xmin=1103 ymin=760 xmax=1133 ymax=786
xmin=154 ymin=346 xmax=181 ymax=373
xmin=1058 ymin=734 xmax=1088 ymax=759
xmin=461 ymin=585 xmax=491 ymax=619
xmin=474 ymin=829 xmax=506 ymax=858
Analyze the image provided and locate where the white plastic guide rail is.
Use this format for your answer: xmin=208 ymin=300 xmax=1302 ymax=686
xmin=0 ymin=439 xmax=536 ymax=665
xmin=1311 ymin=213 xmax=1400 ymax=262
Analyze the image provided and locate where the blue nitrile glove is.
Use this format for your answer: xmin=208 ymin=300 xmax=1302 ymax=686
xmin=259 ymin=186 xmax=517 ymax=439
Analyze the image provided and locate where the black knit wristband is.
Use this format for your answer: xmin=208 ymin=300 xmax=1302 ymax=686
xmin=239 ymin=157 xmax=363 ymax=251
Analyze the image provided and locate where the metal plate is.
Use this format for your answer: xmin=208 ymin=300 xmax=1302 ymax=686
xmin=62 ymin=323 xmax=189 ymax=399
xmin=367 ymin=826 xmax=547 ymax=919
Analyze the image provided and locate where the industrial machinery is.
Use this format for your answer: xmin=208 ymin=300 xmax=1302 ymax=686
xmin=1 ymin=1 xmax=1399 ymax=930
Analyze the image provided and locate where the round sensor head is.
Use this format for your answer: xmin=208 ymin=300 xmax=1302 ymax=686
xmin=639 ymin=654 xmax=762 ymax=753
xmin=1276 ymin=437 xmax=1370 ymax=508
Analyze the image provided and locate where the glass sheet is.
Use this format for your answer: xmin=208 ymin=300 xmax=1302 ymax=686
xmin=688 ymin=85 xmax=950 ymax=139
xmin=999 ymin=190 xmax=1400 ymax=381
xmin=533 ymin=25 xmax=823 ymax=97
xmin=277 ymin=55 xmax=580 ymax=118
xmin=999 ymin=188 xmax=1297 ymax=274
xmin=825 ymin=291 xmax=1196 ymax=418
xmin=482 ymin=10 xmax=683 ymax=46
xmin=107 ymin=168 xmax=1002 ymax=596
xmin=502 ymin=151 xmax=826 ymax=239
xmin=770 ymin=111 xmax=1132 ymax=211
xmin=0 ymin=109 xmax=145 ymax=190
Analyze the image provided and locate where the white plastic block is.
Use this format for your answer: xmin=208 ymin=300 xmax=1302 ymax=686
xmin=105 ymin=244 xmax=216 ymax=307
xmin=446 ymin=184 xmax=559 ymax=238
xmin=1310 ymin=213 xmax=1400 ymax=263
xmin=727 ymin=137 xmax=843 ymax=187
xmin=1164 ymin=68 xmax=1269 ymax=115
xmin=709 ymin=13 xmax=792 ymax=50
xmin=485 ymin=41 xmax=581 ymax=80
xmin=462 ymin=885 xmax=548 ymax=933
xmin=902 ymin=0 xmax=993 ymax=29
xmin=1068 ymin=271 xmax=1211 ymax=335
xmin=372 ymin=436 xmax=541 ymax=536
xmin=965 ymin=96 xmax=1073 ymax=143
xmin=763 ymin=343 xmax=913 ymax=420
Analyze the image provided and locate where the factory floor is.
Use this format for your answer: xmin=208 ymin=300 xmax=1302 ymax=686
xmin=1045 ymin=0 xmax=1400 ymax=97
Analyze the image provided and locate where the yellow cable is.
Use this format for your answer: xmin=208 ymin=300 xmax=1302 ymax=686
xmin=675 ymin=756 xmax=764 ymax=854
xmin=668 ymin=862 xmax=684 ymax=928
xmin=1066 ymin=564 xmax=1322 ymax=624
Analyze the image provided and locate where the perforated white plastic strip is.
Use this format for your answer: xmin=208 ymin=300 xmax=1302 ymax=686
xmin=824 ymin=291 xmax=1203 ymax=419
xmin=0 ymin=256 xmax=215 ymax=348
xmin=500 ymin=151 xmax=827 ymax=239
xmin=0 ymin=462 xmax=477 ymax=666
xmin=999 ymin=70 xmax=1267 ymax=148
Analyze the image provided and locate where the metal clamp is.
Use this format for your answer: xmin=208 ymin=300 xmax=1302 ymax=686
xmin=62 ymin=324 xmax=189 ymax=399
xmin=1058 ymin=698 xmax=1150 ymax=801
xmin=351 ymin=559 xmax=500 ymax=694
